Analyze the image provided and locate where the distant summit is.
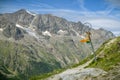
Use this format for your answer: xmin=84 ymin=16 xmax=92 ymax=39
xmin=14 ymin=9 xmax=28 ymax=14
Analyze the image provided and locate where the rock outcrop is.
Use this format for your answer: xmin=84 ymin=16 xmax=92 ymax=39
xmin=46 ymin=68 xmax=107 ymax=80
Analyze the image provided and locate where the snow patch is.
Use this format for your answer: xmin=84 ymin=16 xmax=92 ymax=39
xmin=16 ymin=24 xmax=39 ymax=39
xmin=58 ymin=30 xmax=66 ymax=33
xmin=42 ymin=31 xmax=52 ymax=37
xmin=58 ymin=30 xmax=65 ymax=33
xmin=71 ymin=29 xmax=79 ymax=36
xmin=80 ymin=35 xmax=85 ymax=39
xmin=26 ymin=10 xmax=36 ymax=16
xmin=26 ymin=28 xmax=38 ymax=39
xmin=76 ymin=32 xmax=79 ymax=36
xmin=57 ymin=30 xmax=67 ymax=35
xmin=32 ymin=28 xmax=35 ymax=31
xmin=16 ymin=24 xmax=24 ymax=29
xmin=0 ymin=28 xmax=3 ymax=31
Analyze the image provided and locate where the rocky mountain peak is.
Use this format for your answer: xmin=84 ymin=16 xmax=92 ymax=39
xmin=15 ymin=9 xmax=27 ymax=13
xmin=14 ymin=9 xmax=36 ymax=16
xmin=0 ymin=9 xmax=115 ymax=42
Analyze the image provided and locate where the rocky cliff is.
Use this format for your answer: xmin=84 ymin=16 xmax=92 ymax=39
xmin=0 ymin=9 xmax=115 ymax=80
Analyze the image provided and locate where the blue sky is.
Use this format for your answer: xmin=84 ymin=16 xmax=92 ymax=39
xmin=0 ymin=0 xmax=120 ymax=36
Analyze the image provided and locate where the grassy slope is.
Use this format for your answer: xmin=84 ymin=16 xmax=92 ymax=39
xmin=0 ymin=40 xmax=27 ymax=80
xmin=88 ymin=36 xmax=120 ymax=71
xmin=0 ymin=40 xmax=61 ymax=80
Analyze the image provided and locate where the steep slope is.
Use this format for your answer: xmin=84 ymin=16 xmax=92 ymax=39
xmin=44 ymin=37 xmax=120 ymax=80
xmin=0 ymin=9 xmax=115 ymax=80
xmin=88 ymin=36 xmax=120 ymax=80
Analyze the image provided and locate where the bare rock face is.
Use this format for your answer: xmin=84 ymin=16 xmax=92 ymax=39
xmin=46 ymin=68 xmax=107 ymax=80
xmin=91 ymin=63 xmax=120 ymax=80
xmin=0 ymin=9 xmax=114 ymax=39
xmin=0 ymin=9 xmax=115 ymax=80
xmin=2 ymin=22 xmax=24 ymax=40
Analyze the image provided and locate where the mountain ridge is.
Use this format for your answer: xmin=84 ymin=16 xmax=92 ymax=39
xmin=0 ymin=9 xmax=115 ymax=80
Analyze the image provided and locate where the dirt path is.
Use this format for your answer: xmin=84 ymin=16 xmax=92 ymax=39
xmin=46 ymin=59 xmax=94 ymax=80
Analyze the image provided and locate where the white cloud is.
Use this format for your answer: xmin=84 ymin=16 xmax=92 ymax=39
xmin=106 ymin=0 xmax=120 ymax=8
xmin=77 ymin=0 xmax=88 ymax=11
xmin=85 ymin=18 xmax=120 ymax=36
xmin=86 ymin=18 xmax=120 ymax=31
xmin=113 ymin=31 xmax=120 ymax=36
xmin=30 ymin=3 xmax=54 ymax=9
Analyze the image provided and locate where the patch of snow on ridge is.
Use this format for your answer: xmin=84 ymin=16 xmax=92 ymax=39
xmin=42 ymin=31 xmax=52 ymax=37
xmin=80 ymin=35 xmax=85 ymax=39
xmin=71 ymin=29 xmax=79 ymax=36
xmin=26 ymin=10 xmax=36 ymax=16
xmin=16 ymin=24 xmax=39 ymax=39
xmin=57 ymin=30 xmax=67 ymax=35
xmin=25 ymin=28 xmax=39 ymax=39
xmin=58 ymin=30 xmax=65 ymax=33
xmin=16 ymin=24 xmax=24 ymax=29
xmin=0 ymin=28 xmax=3 ymax=31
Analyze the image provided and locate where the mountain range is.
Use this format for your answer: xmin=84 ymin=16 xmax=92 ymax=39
xmin=0 ymin=9 xmax=115 ymax=80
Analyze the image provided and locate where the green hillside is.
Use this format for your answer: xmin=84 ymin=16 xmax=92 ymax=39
xmin=0 ymin=40 xmax=61 ymax=80
xmin=88 ymin=36 xmax=120 ymax=71
xmin=86 ymin=36 xmax=120 ymax=80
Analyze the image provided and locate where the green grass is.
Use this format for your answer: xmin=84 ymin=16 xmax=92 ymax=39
xmin=29 ymin=68 xmax=66 ymax=80
xmin=88 ymin=37 xmax=120 ymax=71
xmin=0 ymin=65 xmax=20 ymax=80
xmin=70 ymin=54 xmax=93 ymax=68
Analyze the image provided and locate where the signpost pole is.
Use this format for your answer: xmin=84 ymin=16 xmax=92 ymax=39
xmin=86 ymin=32 xmax=97 ymax=61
